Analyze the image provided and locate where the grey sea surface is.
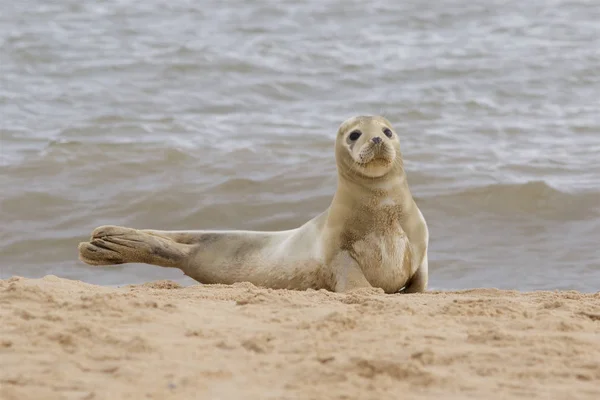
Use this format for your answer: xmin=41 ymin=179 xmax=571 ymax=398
xmin=1 ymin=0 xmax=599 ymax=291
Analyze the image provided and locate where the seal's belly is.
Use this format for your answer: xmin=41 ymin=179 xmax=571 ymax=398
xmin=351 ymin=231 xmax=413 ymax=293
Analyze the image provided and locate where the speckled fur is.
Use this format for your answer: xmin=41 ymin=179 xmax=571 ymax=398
xmin=78 ymin=116 xmax=429 ymax=293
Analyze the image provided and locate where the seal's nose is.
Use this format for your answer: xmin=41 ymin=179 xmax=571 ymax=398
xmin=372 ymin=137 xmax=382 ymax=144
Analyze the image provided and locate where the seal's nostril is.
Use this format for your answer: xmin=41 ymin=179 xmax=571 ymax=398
xmin=372 ymin=137 xmax=382 ymax=144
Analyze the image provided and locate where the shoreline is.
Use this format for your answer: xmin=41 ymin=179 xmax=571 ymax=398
xmin=1 ymin=275 xmax=599 ymax=399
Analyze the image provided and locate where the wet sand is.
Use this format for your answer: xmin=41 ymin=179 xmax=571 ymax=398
xmin=1 ymin=276 xmax=598 ymax=399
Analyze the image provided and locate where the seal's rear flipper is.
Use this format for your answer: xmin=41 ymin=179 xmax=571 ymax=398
xmin=78 ymin=225 xmax=191 ymax=269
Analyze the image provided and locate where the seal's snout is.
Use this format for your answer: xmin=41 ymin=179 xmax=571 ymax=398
xmin=371 ymin=137 xmax=382 ymax=144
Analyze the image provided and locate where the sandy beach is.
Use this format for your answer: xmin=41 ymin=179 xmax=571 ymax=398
xmin=0 ymin=276 xmax=598 ymax=400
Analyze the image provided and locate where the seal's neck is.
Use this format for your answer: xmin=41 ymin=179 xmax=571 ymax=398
xmin=336 ymin=167 xmax=412 ymax=202
xmin=330 ymin=169 xmax=415 ymax=219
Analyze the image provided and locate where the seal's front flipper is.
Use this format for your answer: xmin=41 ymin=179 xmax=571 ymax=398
xmin=78 ymin=225 xmax=191 ymax=269
xmin=332 ymin=251 xmax=373 ymax=292
xmin=400 ymin=254 xmax=428 ymax=293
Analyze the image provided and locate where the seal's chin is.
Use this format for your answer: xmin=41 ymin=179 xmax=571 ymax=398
xmin=354 ymin=156 xmax=395 ymax=178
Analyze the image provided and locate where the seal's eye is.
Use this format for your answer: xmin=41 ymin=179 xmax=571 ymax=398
xmin=348 ymin=130 xmax=362 ymax=141
xmin=383 ymin=128 xmax=393 ymax=138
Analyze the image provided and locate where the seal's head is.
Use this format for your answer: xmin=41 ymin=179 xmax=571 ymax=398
xmin=335 ymin=115 xmax=402 ymax=179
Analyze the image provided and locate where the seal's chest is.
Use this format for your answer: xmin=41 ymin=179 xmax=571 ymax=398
xmin=352 ymin=229 xmax=413 ymax=292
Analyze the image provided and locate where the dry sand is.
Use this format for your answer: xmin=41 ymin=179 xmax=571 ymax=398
xmin=0 ymin=276 xmax=599 ymax=400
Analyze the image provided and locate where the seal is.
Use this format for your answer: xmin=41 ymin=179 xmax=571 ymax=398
xmin=78 ymin=115 xmax=429 ymax=293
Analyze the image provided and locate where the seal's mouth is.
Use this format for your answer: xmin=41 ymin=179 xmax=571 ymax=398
xmin=356 ymin=144 xmax=395 ymax=166
xmin=365 ymin=157 xmax=392 ymax=167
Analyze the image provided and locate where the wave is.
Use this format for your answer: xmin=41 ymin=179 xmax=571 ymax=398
xmin=422 ymin=180 xmax=600 ymax=220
